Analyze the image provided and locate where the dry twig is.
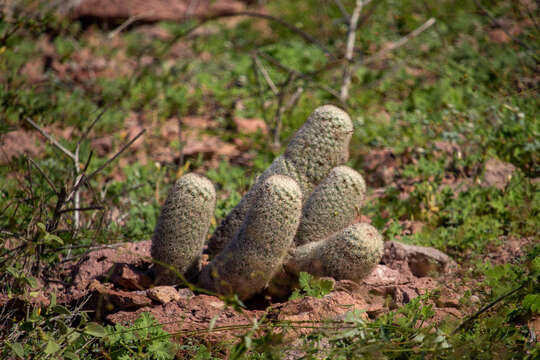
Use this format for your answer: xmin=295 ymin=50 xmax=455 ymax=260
xmin=340 ymin=0 xmax=372 ymax=102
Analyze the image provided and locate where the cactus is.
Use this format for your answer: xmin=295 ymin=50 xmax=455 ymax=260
xmin=198 ymin=175 xmax=302 ymax=300
xmin=295 ymin=165 xmax=366 ymax=246
xmin=286 ymin=223 xmax=383 ymax=281
xmin=151 ymin=105 xmax=384 ymax=301
xmin=206 ymin=105 xmax=353 ymax=257
xmin=151 ymin=173 xmax=216 ymax=284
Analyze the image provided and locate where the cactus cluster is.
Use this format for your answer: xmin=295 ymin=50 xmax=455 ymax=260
xmin=151 ymin=105 xmax=384 ymax=301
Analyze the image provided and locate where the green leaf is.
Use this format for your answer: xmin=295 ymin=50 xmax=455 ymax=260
xmin=44 ymin=233 xmax=64 ymax=245
xmin=44 ymin=340 xmax=61 ymax=355
xmin=84 ymin=322 xmax=107 ymax=337
xmin=51 ymin=304 xmax=71 ymax=315
xmin=8 ymin=342 xmax=25 ymax=358
xmin=64 ymin=351 xmax=80 ymax=360
xmin=523 ymin=294 xmax=540 ymax=313
xmin=37 ymin=222 xmax=47 ymax=234
xmin=319 ymin=278 xmax=334 ymax=296
xmin=25 ymin=276 xmax=38 ymax=288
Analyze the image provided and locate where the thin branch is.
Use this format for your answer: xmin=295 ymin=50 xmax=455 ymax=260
xmin=177 ymin=117 xmax=184 ymax=167
xmin=78 ymin=110 xmax=105 ymax=147
xmin=339 ymin=0 xmax=371 ymax=102
xmin=253 ymin=54 xmax=279 ymax=95
xmin=27 ymin=157 xmax=58 ymax=195
xmin=256 ymin=50 xmax=342 ymax=101
xmin=108 ymin=14 xmax=145 ymax=39
xmin=272 ymin=73 xmax=296 ymax=148
xmin=362 ymin=17 xmax=436 ymax=65
xmin=86 ymin=128 xmax=146 ymax=181
xmin=59 ymin=205 xmax=104 ymax=214
xmin=452 ymin=284 xmax=525 ymax=334
xmin=24 ymin=117 xmax=76 ymax=161
xmin=333 ymin=0 xmax=350 ymax=20
xmin=284 ymin=86 xmax=304 ymax=112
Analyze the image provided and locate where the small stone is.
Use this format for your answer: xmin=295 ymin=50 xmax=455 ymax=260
xmin=90 ymin=280 xmax=152 ymax=310
xmin=110 ymin=263 xmax=153 ymax=290
xmin=482 ymin=158 xmax=516 ymax=190
xmin=146 ymin=286 xmax=181 ymax=304
xmin=382 ymin=241 xmax=456 ymax=277
xmin=436 ymin=296 xmax=460 ymax=308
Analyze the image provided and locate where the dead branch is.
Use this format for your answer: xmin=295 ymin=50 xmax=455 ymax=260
xmin=340 ymin=0 xmax=372 ymax=102
xmin=85 ymin=128 xmax=146 ymax=182
xmin=362 ymin=17 xmax=436 ymax=65
xmin=333 ymin=0 xmax=350 ymax=19
xmin=27 ymin=157 xmax=58 ymax=195
xmin=24 ymin=117 xmax=76 ymax=161
xmin=253 ymin=54 xmax=279 ymax=95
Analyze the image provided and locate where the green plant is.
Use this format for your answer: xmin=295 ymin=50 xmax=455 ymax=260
xmin=289 ymin=272 xmax=334 ymax=300
xmin=103 ymin=312 xmax=177 ymax=360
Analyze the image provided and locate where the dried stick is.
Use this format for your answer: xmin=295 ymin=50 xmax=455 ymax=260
xmin=272 ymin=73 xmax=295 ymax=148
xmin=24 ymin=118 xmax=76 ymax=161
xmin=256 ymin=51 xmax=342 ymax=101
xmin=27 ymin=157 xmax=58 ymax=195
xmin=452 ymin=284 xmax=525 ymax=334
xmin=362 ymin=17 xmax=436 ymax=65
xmin=85 ymin=129 xmax=146 ymax=182
xmin=253 ymin=54 xmax=279 ymax=95
xmin=333 ymin=0 xmax=350 ymax=19
xmin=340 ymin=0 xmax=371 ymax=102
xmin=108 ymin=14 xmax=145 ymax=39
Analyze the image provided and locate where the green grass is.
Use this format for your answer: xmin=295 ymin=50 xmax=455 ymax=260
xmin=0 ymin=0 xmax=538 ymax=358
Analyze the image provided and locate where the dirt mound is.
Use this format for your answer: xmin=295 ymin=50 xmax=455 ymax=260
xmin=0 ymin=238 xmax=469 ymax=343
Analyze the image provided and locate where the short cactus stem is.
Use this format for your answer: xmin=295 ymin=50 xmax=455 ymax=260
xmin=295 ymin=166 xmax=366 ymax=246
xmin=207 ymin=105 xmax=352 ymax=257
xmin=151 ymin=173 xmax=216 ymax=285
xmin=286 ymin=223 xmax=384 ymax=282
xmin=199 ymin=175 xmax=302 ymax=300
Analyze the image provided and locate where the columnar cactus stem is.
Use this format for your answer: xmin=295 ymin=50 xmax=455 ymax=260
xmin=198 ymin=175 xmax=302 ymax=301
xmin=151 ymin=174 xmax=216 ymax=284
xmin=206 ymin=105 xmax=353 ymax=257
xmin=295 ymin=166 xmax=366 ymax=246
xmin=286 ymin=223 xmax=383 ymax=281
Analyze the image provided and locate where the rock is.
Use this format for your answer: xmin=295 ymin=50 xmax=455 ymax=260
xmin=382 ymin=241 xmax=456 ymax=277
xmin=276 ymin=291 xmax=368 ymax=323
xmin=89 ymin=280 xmax=152 ymax=310
xmin=146 ymin=286 xmax=181 ymax=304
xmin=482 ymin=158 xmax=516 ymax=190
xmin=107 ymin=294 xmax=263 ymax=341
xmin=436 ymin=296 xmax=460 ymax=308
xmin=110 ymin=263 xmax=153 ymax=290
xmin=70 ymin=241 xmax=151 ymax=300
xmin=362 ymin=265 xmax=404 ymax=287
xmin=69 ymin=0 xmax=249 ymax=22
